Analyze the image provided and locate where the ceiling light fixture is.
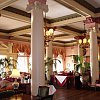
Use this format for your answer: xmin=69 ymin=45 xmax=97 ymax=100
xmin=44 ymin=13 xmax=55 ymax=47
xmin=74 ymin=22 xmax=90 ymax=48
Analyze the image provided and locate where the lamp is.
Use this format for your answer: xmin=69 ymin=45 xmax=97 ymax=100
xmin=44 ymin=13 xmax=55 ymax=47
xmin=10 ymin=69 xmax=20 ymax=90
xmin=74 ymin=22 xmax=90 ymax=48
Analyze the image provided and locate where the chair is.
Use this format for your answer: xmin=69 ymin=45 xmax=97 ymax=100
xmin=95 ymin=80 xmax=100 ymax=91
xmin=35 ymin=86 xmax=54 ymax=100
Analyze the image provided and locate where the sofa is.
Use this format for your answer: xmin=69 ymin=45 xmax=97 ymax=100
xmin=0 ymin=80 xmax=13 ymax=92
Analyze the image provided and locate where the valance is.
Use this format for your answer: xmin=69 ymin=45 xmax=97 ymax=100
xmin=53 ymin=47 xmax=66 ymax=61
xmin=12 ymin=43 xmax=31 ymax=55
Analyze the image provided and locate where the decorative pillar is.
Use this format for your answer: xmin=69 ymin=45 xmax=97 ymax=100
xmin=90 ymin=26 xmax=99 ymax=85
xmin=85 ymin=17 xmax=100 ymax=85
xmin=26 ymin=0 xmax=48 ymax=96
xmin=46 ymin=41 xmax=53 ymax=80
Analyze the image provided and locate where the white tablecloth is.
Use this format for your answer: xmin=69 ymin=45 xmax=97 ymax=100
xmin=47 ymin=85 xmax=56 ymax=95
xmin=55 ymin=75 xmax=67 ymax=84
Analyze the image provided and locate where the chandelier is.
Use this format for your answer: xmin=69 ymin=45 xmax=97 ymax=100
xmin=44 ymin=13 xmax=55 ymax=46
xmin=74 ymin=22 xmax=90 ymax=48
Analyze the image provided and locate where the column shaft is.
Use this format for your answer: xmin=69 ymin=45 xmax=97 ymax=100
xmin=31 ymin=7 xmax=45 ymax=96
xmin=90 ymin=28 xmax=99 ymax=85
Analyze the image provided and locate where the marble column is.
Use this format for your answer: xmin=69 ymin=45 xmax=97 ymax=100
xmin=90 ymin=26 xmax=99 ymax=85
xmin=26 ymin=0 xmax=48 ymax=96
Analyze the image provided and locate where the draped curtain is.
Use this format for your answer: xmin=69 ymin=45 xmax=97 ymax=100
xmin=53 ymin=47 xmax=66 ymax=61
xmin=53 ymin=47 xmax=66 ymax=70
xmin=12 ymin=43 xmax=31 ymax=56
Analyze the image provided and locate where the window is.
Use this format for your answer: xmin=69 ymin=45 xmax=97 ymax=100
xmin=0 ymin=55 xmax=7 ymax=75
xmin=17 ymin=53 xmax=28 ymax=72
xmin=53 ymin=55 xmax=63 ymax=72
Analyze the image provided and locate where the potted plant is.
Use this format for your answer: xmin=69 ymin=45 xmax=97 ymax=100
xmin=0 ymin=58 xmax=17 ymax=78
xmin=74 ymin=55 xmax=90 ymax=87
xmin=44 ymin=57 xmax=61 ymax=81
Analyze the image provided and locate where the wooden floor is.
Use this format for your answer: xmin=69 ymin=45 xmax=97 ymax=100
xmin=8 ymin=88 xmax=100 ymax=100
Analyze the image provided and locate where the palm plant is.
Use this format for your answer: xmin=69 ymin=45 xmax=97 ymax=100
xmin=0 ymin=58 xmax=17 ymax=78
xmin=74 ymin=55 xmax=91 ymax=86
xmin=44 ymin=57 xmax=61 ymax=81
xmin=74 ymin=55 xmax=90 ymax=75
xmin=44 ymin=57 xmax=61 ymax=72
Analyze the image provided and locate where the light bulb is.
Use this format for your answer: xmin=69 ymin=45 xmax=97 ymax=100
xmin=83 ymin=38 xmax=87 ymax=43
xmin=49 ymin=28 xmax=54 ymax=34
xmin=79 ymin=39 xmax=82 ymax=44
xmin=88 ymin=39 xmax=90 ymax=43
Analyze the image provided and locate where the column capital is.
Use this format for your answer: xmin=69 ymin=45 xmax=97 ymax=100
xmin=26 ymin=0 xmax=48 ymax=12
xmin=84 ymin=17 xmax=99 ymax=32
xmin=84 ymin=17 xmax=100 ymax=24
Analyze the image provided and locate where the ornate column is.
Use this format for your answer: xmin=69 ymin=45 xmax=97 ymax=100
xmin=26 ymin=0 xmax=48 ymax=96
xmin=85 ymin=17 xmax=100 ymax=85
xmin=90 ymin=26 xmax=99 ymax=85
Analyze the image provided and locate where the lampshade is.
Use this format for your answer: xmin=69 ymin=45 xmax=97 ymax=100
xmin=10 ymin=69 xmax=20 ymax=78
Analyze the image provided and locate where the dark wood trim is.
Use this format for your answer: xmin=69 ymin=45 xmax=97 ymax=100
xmin=48 ymin=13 xmax=81 ymax=23
xmin=8 ymin=25 xmax=31 ymax=33
xmin=20 ymin=34 xmax=31 ymax=38
xmin=3 ymin=6 xmax=31 ymax=18
xmin=53 ymin=40 xmax=76 ymax=44
xmin=0 ymin=34 xmax=30 ymax=43
xmin=0 ymin=29 xmax=10 ymax=33
xmin=75 ymin=0 xmax=100 ymax=13
xmin=54 ymin=0 xmax=87 ymax=16
xmin=0 ymin=25 xmax=31 ymax=33
xmin=61 ymin=26 xmax=84 ymax=33
xmin=54 ymin=34 xmax=69 ymax=38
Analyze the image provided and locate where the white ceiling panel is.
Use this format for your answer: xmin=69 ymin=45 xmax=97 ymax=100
xmin=11 ymin=0 xmax=76 ymax=19
xmin=0 ymin=16 xmax=30 ymax=30
xmin=46 ymin=0 xmax=76 ymax=19
xmin=54 ymin=30 xmax=65 ymax=35
xmin=11 ymin=0 xmax=28 ymax=11
xmin=68 ymin=21 xmax=84 ymax=31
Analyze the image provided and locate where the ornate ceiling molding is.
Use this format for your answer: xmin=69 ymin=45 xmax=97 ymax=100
xmin=75 ymin=0 xmax=100 ymax=13
xmin=0 ymin=0 xmax=19 ymax=10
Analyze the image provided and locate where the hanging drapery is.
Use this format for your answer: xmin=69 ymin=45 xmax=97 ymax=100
xmin=53 ymin=46 xmax=66 ymax=61
xmin=12 ymin=43 xmax=31 ymax=56
xmin=53 ymin=46 xmax=66 ymax=70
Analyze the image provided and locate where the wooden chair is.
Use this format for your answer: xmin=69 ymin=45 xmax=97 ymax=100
xmin=95 ymin=80 xmax=100 ymax=91
xmin=35 ymin=86 xmax=54 ymax=100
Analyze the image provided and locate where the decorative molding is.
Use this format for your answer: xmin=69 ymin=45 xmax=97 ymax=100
xmin=49 ymin=13 xmax=81 ymax=23
xmin=53 ymin=40 xmax=76 ymax=44
xmin=85 ymin=17 xmax=100 ymax=24
xmin=4 ymin=6 xmax=31 ymax=18
xmin=0 ymin=25 xmax=31 ymax=33
xmin=61 ymin=26 xmax=84 ymax=33
xmin=26 ymin=1 xmax=48 ymax=12
xmin=75 ymin=0 xmax=100 ymax=13
xmin=0 ymin=0 xmax=18 ymax=10
xmin=54 ymin=0 xmax=88 ymax=16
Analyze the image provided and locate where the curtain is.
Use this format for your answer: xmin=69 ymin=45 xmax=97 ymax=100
xmin=12 ymin=43 xmax=31 ymax=56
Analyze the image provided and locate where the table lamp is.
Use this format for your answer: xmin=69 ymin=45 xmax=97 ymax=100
xmin=10 ymin=69 xmax=20 ymax=90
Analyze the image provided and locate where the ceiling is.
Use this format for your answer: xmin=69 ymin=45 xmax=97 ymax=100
xmin=0 ymin=0 xmax=100 ymax=47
